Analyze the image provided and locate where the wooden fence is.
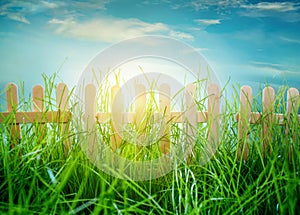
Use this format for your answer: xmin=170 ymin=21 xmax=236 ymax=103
xmin=236 ymin=86 xmax=300 ymax=161
xmin=83 ymin=83 xmax=220 ymax=156
xmin=0 ymin=82 xmax=299 ymax=161
xmin=0 ymin=83 xmax=72 ymax=152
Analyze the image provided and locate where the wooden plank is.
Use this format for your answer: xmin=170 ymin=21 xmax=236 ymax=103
xmin=56 ymin=83 xmax=71 ymax=154
xmin=236 ymin=112 xmax=300 ymax=125
xmin=286 ymin=88 xmax=299 ymax=163
xmin=237 ymin=85 xmax=252 ymax=161
xmin=262 ymin=86 xmax=275 ymax=155
xmin=32 ymin=85 xmax=46 ymax=142
xmin=111 ymin=85 xmax=123 ymax=151
xmin=0 ymin=111 xmax=72 ymax=124
xmin=169 ymin=111 xmax=208 ymax=123
xmin=84 ymin=84 xmax=96 ymax=125
xmin=32 ymin=85 xmax=44 ymax=112
xmin=96 ymin=111 xmax=208 ymax=124
xmin=57 ymin=83 xmax=69 ymax=110
xmin=84 ymin=84 xmax=98 ymax=161
xmin=6 ymin=83 xmax=20 ymax=147
xmin=207 ymin=83 xmax=220 ymax=154
xmin=185 ymin=83 xmax=197 ymax=160
xmin=159 ymin=83 xmax=170 ymax=154
xmin=96 ymin=112 xmax=111 ymax=122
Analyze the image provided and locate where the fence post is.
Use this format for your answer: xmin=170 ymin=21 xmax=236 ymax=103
xmin=238 ymin=86 xmax=252 ymax=161
xmin=32 ymin=85 xmax=46 ymax=144
xmin=185 ymin=83 xmax=197 ymax=161
xmin=6 ymin=83 xmax=20 ymax=148
xmin=262 ymin=86 xmax=275 ymax=155
xmin=207 ymin=83 xmax=220 ymax=155
xmin=111 ymin=85 xmax=123 ymax=152
xmin=285 ymin=88 xmax=299 ymax=163
xmin=84 ymin=84 xmax=98 ymax=161
xmin=56 ymin=83 xmax=71 ymax=154
xmin=159 ymin=84 xmax=170 ymax=154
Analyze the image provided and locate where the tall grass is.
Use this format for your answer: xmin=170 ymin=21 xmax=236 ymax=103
xmin=0 ymin=74 xmax=299 ymax=214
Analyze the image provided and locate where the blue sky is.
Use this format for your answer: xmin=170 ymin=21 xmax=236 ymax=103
xmin=0 ymin=0 xmax=300 ymax=100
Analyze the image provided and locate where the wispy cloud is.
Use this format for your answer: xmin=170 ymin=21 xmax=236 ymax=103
xmin=280 ymin=36 xmax=300 ymax=44
xmin=187 ymin=0 xmax=246 ymax=11
xmin=194 ymin=19 xmax=221 ymax=26
xmin=5 ymin=12 xmax=30 ymax=24
xmin=0 ymin=0 xmax=111 ymax=24
xmin=142 ymin=0 xmax=171 ymax=5
xmin=251 ymin=61 xmax=284 ymax=69
xmin=241 ymin=2 xmax=300 ymax=12
xmin=0 ymin=0 xmax=62 ymax=24
xmin=70 ymin=0 xmax=111 ymax=11
xmin=249 ymin=61 xmax=299 ymax=78
xmin=239 ymin=2 xmax=300 ymax=21
xmin=48 ymin=17 xmax=193 ymax=43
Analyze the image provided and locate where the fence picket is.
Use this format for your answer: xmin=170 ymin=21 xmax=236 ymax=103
xmin=238 ymin=86 xmax=252 ymax=161
xmin=185 ymin=83 xmax=197 ymax=159
xmin=159 ymin=84 xmax=170 ymax=154
xmin=56 ymin=83 xmax=71 ymax=154
xmin=207 ymin=83 xmax=220 ymax=154
xmin=286 ymin=88 xmax=299 ymax=162
xmin=262 ymin=87 xmax=275 ymax=155
xmin=32 ymin=85 xmax=46 ymax=143
xmin=84 ymin=84 xmax=98 ymax=160
xmin=6 ymin=83 xmax=20 ymax=147
xmin=111 ymin=85 xmax=123 ymax=151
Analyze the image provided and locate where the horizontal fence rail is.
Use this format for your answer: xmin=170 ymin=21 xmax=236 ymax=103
xmin=0 ymin=82 xmax=299 ymax=162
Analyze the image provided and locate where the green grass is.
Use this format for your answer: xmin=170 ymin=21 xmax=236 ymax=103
xmin=0 ymin=74 xmax=299 ymax=214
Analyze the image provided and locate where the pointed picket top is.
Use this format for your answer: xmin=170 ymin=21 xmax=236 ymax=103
xmin=6 ymin=83 xmax=18 ymax=112
xmin=56 ymin=83 xmax=69 ymax=111
xmin=32 ymin=85 xmax=44 ymax=112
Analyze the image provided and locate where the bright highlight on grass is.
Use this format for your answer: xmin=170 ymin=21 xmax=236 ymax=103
xmin=75 ymin=36 xmax=222 ymax=181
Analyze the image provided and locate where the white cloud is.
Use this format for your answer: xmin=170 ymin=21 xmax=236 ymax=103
xmin=49 ymin=17 xmax=193 ymax=43
xmin=169 ymin=30 xmax=194 ymax=40
xmin=41 ymin=1 xmax=59 ymax=9
xmin=194 ymin=19 xmax=221 ymax=25
xmin=241 ymin=2 xmax=300 ymax=12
